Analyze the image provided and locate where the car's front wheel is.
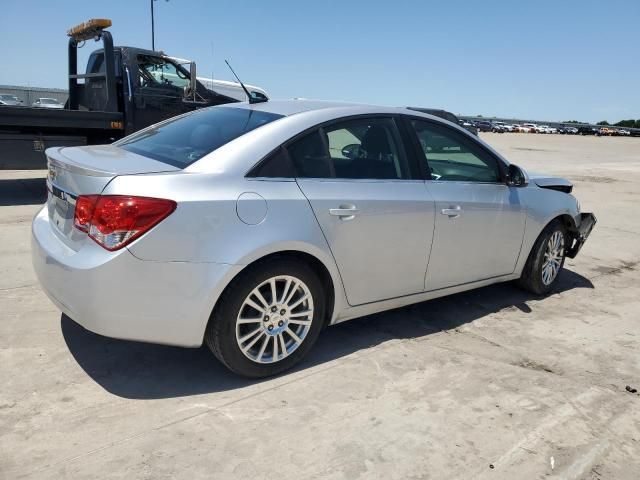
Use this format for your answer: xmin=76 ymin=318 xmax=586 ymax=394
xmin=205 ymin=258 xmax=326 ymax=377
xmin=517 ymin=220 xmax=567 ymax=295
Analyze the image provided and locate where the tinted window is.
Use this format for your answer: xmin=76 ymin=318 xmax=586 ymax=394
xmin=411 ymin=120 xmax=501 ymax=183
xmin=287 ymin=131 xmax=333 ymax=178
xmin=116 ymin=107 xmax=283 ymax=168
xmin=87 ymin=53 xmax=105 ymax=74
xmin=325 ymin=118 xmax=408 ymax=179
xmin=248 ymin=147 xmax=294 ymax=178
xmin=288 ymin=118 xmax=410 ymax=180
xmin=86 ymin=51 xmax=122 ymax=77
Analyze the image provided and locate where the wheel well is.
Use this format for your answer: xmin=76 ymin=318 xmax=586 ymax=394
xmin=555 ymin=214 xmax=577 ymax=233
xmin=216 ymin=250 xmax=336 ymax=328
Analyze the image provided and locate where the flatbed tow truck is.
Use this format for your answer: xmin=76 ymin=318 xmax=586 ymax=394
xmin=0 ymin=19 xmax=266 ymax=169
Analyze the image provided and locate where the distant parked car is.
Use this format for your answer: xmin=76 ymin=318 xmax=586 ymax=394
xmin=578 ymin=126 xmax=599 ymax=135
xmin=457 ymin=119 xmax=479 ymax=136
xmin=599 ymin=127 xmax=614 ymax=136
xmin=522 ymin=123 xmax=538 ymax=133
xmin=492 ymin=121 xmax=512 ymax=132
xmin=476 ymin=121 xmax=494 ymax=132
xmin=407 ymin=108 xmax=478 ymax=136
xmin=618 ymin=129 xmax=630 ymax=136
xmin=562 ymin=126 xmax=578 ymax=135
xmin=535 ymin=125 xmax=555 ymax=134
xmin=32 ymin=98 xmax=64 ymax=109
xmin=0 ymin=94 xmax=24 ymax=106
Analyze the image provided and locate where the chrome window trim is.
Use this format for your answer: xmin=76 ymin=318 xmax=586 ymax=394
xmin=427 ymin=180 xmax=509 ymax=187
xmin=295 ymin=177 xmax=426 ymax=184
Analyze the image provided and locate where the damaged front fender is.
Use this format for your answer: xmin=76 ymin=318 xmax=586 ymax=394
xmin=566 ymin=213 xmax=597 ymax=258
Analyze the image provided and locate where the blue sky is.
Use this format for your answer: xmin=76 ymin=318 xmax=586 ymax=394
xmin=1 ymin=0 xmax=637 ymax=123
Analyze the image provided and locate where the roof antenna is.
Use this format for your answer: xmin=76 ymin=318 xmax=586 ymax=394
xmin=225 ymin=59 xmax=267 ymax=104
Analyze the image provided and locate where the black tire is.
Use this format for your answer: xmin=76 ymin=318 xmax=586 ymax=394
xmin=517 ymin=220 xmax=567 ymax=295
xmin=205 ymin=258 xmax=326 ymax=378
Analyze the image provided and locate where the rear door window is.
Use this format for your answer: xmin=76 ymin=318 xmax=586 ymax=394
xmin=116 ymin=107 xmax=283 ymax=168
xmin=285 ymin=117 xmax=411 ymax=180
xmin=323 ymin=118 xmax=409 ymax=179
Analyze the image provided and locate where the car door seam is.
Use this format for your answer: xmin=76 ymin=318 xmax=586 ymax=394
xmin=293 ymin=179 xmax=351 ymax=306
xmin=422 ymin=182 xmax=438 ymax=291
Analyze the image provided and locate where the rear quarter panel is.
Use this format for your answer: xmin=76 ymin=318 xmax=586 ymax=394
xmin=104 ymin=172 xmax=348 ymax=320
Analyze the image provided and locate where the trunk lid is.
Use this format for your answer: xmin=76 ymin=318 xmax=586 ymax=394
xmin=45 ymin=145 xmax=178 ymax=250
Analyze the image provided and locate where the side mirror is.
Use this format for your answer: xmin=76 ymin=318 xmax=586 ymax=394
xmin=341 ymin=144 xmax=362 ymax=159
xmin=507 ymin=164 xmax=528 ymax=187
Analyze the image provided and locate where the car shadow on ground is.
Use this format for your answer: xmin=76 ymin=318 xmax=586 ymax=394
xmin=0 ymin=178 xmax=47 ymax=206
xmin=61 ymin=269 xmax=593 ymax=400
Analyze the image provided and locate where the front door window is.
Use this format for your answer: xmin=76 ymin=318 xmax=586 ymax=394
xmin=137 ymin=55 xmax=191 ymax=89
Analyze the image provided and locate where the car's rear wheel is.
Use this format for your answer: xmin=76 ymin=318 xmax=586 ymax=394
xmin=517 ymin=220 xmax=567 ymax=295
xmin=205 ymin=258 xmax=325 ymax=378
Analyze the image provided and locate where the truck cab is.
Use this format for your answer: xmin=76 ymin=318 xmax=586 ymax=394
xmin=77 ymin=45 xmax=241 ymax=135
xmin=0 ymin=19 xmax=267 ymax=169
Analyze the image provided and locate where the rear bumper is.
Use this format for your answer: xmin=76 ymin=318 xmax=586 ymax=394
xmin=566 ymin=212 xmax=596 ymax=258
xmin=31 ymin=207 xmax=241 ymax=347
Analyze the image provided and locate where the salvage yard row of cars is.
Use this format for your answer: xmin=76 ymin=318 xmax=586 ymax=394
xmin=472 ymin=119 xmax=634 ymax=136
xmin=0 ymin=94 xmax=65 ymax=108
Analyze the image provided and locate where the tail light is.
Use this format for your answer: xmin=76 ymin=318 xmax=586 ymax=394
xmin=73 ymin=195 xmax=176 ymax=251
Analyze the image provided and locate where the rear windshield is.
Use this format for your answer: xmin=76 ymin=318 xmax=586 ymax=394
xmin=115 ymin=107 xmax=283 ymax=168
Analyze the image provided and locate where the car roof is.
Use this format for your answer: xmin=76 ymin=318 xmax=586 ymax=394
xmin=223 ymin=99 xmax=416 ymax=117
xmin=186 ymin=98 xmax=512 ymax=176
xmin=407 ymin=107 xmax=459 ymax=123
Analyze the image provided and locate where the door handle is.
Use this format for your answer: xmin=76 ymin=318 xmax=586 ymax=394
xmin=441 ymin=206 xmax=462 ymax=218
xmin=329 ymin=205 xmax=359 ymax=220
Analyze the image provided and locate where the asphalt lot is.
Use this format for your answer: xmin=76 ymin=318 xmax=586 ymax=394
xmin=1 ymin=133 xmax=639 ymax=479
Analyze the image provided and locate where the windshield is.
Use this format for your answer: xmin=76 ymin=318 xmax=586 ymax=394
xmin=116 ymin=107 xmax=283 ymax=168
xmin=41 ymin=99 xmax=59 ymax=104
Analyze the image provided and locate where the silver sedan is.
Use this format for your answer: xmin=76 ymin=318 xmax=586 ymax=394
xmin=32 ymin=100 xmax=596 ymax=377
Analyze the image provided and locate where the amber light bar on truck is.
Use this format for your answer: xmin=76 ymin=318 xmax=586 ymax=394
xmin=67 ymin=18 xmax=112 ymax=41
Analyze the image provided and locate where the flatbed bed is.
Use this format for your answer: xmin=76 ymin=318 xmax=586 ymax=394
xmin=0 ymin=106 xmax=123 ymax=133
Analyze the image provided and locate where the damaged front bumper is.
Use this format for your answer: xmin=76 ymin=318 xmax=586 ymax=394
xmin=566 ymin=213 xmax=597 ymax=258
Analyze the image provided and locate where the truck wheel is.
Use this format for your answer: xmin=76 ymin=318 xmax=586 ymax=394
xmin=205 ymin=258 xmax=326 ymax=378
xmin=517 ymin=220 xmax=567 ymax=295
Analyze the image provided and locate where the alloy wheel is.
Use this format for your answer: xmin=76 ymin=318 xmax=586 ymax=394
xmin=541 ymin=230 xmax=564 ymax=286
xmin=235 ymin=275 xmax=314 ymax=364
